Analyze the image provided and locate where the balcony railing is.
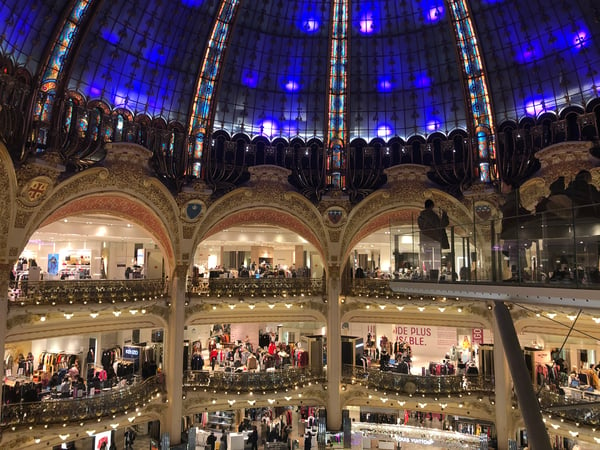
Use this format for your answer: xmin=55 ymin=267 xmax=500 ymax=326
xmin=188 ymin=277 xmax=325 ymax=299
xmin=342 ymin=365 xmax=495 ymax=396
xmin=183 ymin=367 xmax=326 ymax=392
xmin=8 ymin=278 xmax=166 ymax=307
xmin=538 ymin=389 xmax=600 ymax=428
xmin=0 ymin=375 xmax=163 ymax=428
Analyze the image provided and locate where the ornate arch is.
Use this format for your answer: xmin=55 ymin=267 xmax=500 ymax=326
xmin=0 ymin=142 xmax=18 ymax=264
xmin=191 ymin=167 xmax=329 ymax=264
xmin=339 ymin=168 xmax=474 ymax=268
xmin=17 ymin=162 xmax=181 ymax=271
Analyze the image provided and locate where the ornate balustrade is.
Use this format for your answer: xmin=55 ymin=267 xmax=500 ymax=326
xmin=538 ymin=389 xmax=600 ymax=427
xmin=183 ymin=367 xmax=326 ymax=393
xmin=188 ymin=277 xmax=325 ymax=299
xmin=342 ymin=365 xmax=495 ymax=397
xmin=0 ymin=375 xmax=163 ymax=428
xmin=8 ymin=279 xmax=166 ymax=307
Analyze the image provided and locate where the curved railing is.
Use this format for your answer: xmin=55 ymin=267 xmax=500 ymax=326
xmin=183 ymin=367 xmax=326 ymax=392
xmin=538 ymin=389 xmax=600 ymax=427
xmin=342 ymin=365 xmax=495 ymax=396
xmin=8 ymin=278 xmax=166 ymax=307
xmin=0 ymin=375 xmax=164 ymax=428
xmin=188 ymin=277 xmax=325 ymax=299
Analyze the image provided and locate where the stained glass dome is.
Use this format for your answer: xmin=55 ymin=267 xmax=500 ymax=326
xmin=2 ymin=0 xmax=600 ymax=191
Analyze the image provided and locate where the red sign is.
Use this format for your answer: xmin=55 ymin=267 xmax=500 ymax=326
xmin=472 ymin=328 xmax=484 ymax=345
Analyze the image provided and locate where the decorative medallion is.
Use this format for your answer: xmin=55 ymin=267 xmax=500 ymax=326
xmin=474 ymin=203 xmax=492 ymax=221
xmin=325 ymin=208 xmax=345 ymax=227
xmin=182 ymin=200 xmax=204 ymax=222
xmin=20 ymin=177 xmax=52 ymax=205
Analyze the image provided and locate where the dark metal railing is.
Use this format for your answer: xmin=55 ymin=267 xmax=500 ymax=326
xmin=188 ymin=277 xmax=325 ymax=299
xmin=538 ymin=389 xmax=600 ymax=427
xmin=0 ymin=375 xmax=164 ymax=428
xmin=342 ymin=365 xmax=495 ymax=396
xmin=183 ymin=367 xmax=326 ymax=392
xmin=8 ymin=278 xmax=166 ymax=307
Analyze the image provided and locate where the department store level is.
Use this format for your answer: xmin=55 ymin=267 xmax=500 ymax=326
xmin=3 ymin=0 xmax=600 ymax=449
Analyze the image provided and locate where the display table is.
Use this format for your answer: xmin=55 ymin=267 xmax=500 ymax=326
xmin=228 ymin=432 xmax=246 ymax=450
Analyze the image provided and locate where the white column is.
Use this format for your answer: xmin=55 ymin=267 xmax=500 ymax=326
xmin=326 ymin=265 xmax=342 ymax=430
xmin=163 ymin=265 xmax=187 ymax=444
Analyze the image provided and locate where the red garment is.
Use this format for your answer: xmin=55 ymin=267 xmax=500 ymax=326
xmin=268 ymin=342 xmax=277 ymax=355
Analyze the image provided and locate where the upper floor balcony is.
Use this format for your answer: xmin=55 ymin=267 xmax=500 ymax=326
xmin=0 ymin=375 xmax=163 ymax=429
xmin=7 ymin=199 xmax=600 ymax=310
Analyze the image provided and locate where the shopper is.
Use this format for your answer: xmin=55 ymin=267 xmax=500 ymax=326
xmin=304 ymin=430 xmax=312 ymax=450
xmin=220 ymin=432 xmax=228 ymax=450
xmin=124 ymin=428 xmax=136 ymax=449
xmin=249 ymin=426 xmax=258 ymax=450
xmin=206 ymin=431 xmax=217 ymax=450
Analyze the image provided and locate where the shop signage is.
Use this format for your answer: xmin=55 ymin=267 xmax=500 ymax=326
xmin=472 ymin=328 xmax=484 ymax=345
xmin=393 ymin=326 xmax=432 ymax=346
xmin=397 ymin=436 xmax=434 ymax=445
xmin=123 ymin=346 xmax=140 ymax=358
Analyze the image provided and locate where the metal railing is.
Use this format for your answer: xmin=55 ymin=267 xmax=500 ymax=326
xmin=538 ymin=388 xmax=600 ymax=427
xmin=342 ymin=365 xmax=495 ymax=396
xmin=183 ymin=367 xmax=326 ymax=392
xmin=0 ymin=375 xmax=164 ymax=428
xmin=188 ymin=277 xmax=325 ymax=299
xmin=8 ymin=278 xmax=166 ymax=307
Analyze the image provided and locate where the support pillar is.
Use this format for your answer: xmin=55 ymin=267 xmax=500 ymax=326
xmin=326 ymin=265 xmax=342 ymax=431
xmin=492 ymin=317 xmax=512 ymax=450
xmin=0 ymin=264 xmax=9 ymax=424
xmin=163 ymin=264 xmax=188 ymax=445
xmin=493 ymin=302 xmax=550 ymax=450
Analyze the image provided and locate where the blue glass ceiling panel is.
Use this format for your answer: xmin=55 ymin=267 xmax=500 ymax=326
xmin=470 ymin=0 xmax=600 ymax=122
xmin=68 ymin=0 xmax=218 ymax=123
xmin=211 ymin=0 xmax=331 ymax=141
xmin=348 ymin=0 xmax=467 ymax=142
xmin=0 ymin=0 xmax=69 ymax=73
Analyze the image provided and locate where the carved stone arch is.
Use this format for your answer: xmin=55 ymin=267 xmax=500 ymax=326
xmin=19 ymin=164 xmax=181 ymax=271
xmin=0 ymin=142 xmax=18 ymax=263
xmin=520 ymin=176 xmax=550 ymax=211
xmin=190 ymin=183 xmax=328 ymax=265
xmin=194 ymin=204 xmax=327 ymax=266
xmin=340 ymin=187 xmax=473 ymax=267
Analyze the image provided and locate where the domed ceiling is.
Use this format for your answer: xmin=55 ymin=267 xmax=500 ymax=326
xmin=1 ymin=0 xmax=599 ymax=144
